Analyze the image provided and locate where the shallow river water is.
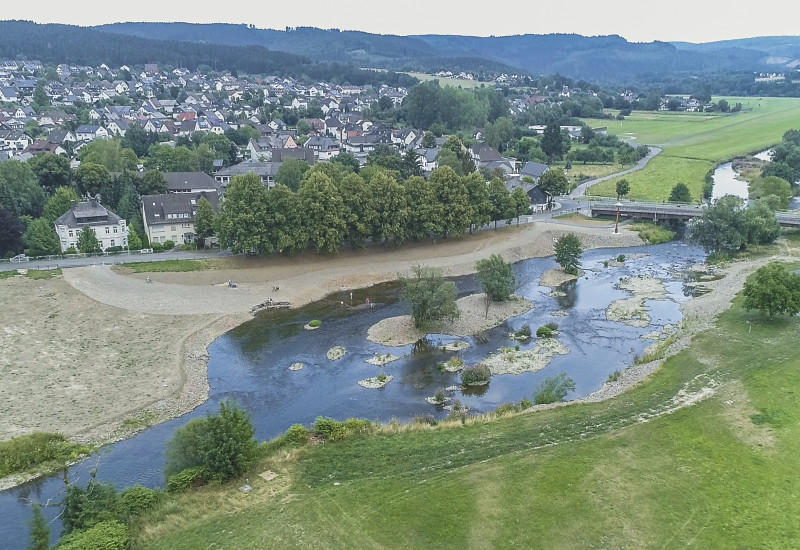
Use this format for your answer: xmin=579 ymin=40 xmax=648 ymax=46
xmin=0 ymin=242 xmax=706 ymax=547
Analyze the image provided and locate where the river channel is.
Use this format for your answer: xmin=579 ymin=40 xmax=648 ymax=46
xmin=0 ymin=242 xmax=707 ymax=547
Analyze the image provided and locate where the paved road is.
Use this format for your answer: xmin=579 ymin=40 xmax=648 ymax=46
xmin=0 ymin=249 xmax=233 ymax=273
xmin=570 ymin=146 xmax=662 ymax=199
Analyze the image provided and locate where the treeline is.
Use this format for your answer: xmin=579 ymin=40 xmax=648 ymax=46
xmin=762 ymin=129 xmax=800 ymax=184
xmin=0 ymin=21 xmax=417 ymax=87
xmin=215 ymin=157 xmax=533 ymax=256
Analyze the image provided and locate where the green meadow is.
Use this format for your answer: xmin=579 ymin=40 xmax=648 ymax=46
xmin=132 ymin=255 xmax=800 ymax=549
xmin=583 ymin=97 xmax=800 ymax=201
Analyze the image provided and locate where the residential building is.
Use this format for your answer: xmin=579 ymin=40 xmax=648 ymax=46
xmin=141 ymin=192 xmax=220 ymax=245
xmin=54 ymin=196 xmax=129 ymax=252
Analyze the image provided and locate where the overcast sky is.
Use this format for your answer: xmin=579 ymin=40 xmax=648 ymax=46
xmin=4 ymin=1 xmax=796 ymax=44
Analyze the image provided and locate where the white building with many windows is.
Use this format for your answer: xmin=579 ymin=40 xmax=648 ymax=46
xmin=53 ymin=196 xmax=128 ymax=252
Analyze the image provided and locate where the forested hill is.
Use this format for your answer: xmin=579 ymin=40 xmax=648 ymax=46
xmin=95 ymin=22 xmax=788 ymax=81
xmin=0 ymin=20 xmax=311 ymax=75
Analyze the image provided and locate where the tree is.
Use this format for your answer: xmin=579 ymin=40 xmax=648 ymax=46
xmin=532 ymin=373 xmax=576 ymax=404
xmin=137 ymin=170 xmax=168 ymax=196
xmin=79 ymin=139 xmax=138 ymax=172
xmin=615 ymin=179 xmax=630 ymax=200
xmin=541 ymin=123 xmax=565 ymax=160
xmin=164 ymin=400 xmax=258 ymax=482
xmin=194 ymin=196 xmax=217 ymax=249
xmin=43 ymin=186 xmax=80 ymax=223
xmin=61 ymin=474 xmax=122 ymax=534
xmin=74 ymin=162 xmax=111 ymax=197
xmin=23 ymin=218 xmax=61 ymax=256
xmin=27 ymin=503 xmax=50 ymax=550
xmin=0 ymin=160 xmax=46 ymax=218
xmin=216 ymin=173 xmax=270 ymax=254
xmin=510 ymin=186 xmax=531 ymax=224
xmin=29 ymin=153 xmax=72 ymax=195
xmin=77 ymin=227 xmax=102 ymax=253
xmin=669 ymin=182 xmax=692 ymax=203
xmin=127 ymin=226 xmax=142 ymax=250
xmin=264 ymin=184 xmax=307 ymax=255
xmin=429 ymin=166 xmax=471 ymax=238
xmin=275 ymin=159 xmax=310 ymax=192
xmin=554 ymin=233 xmax=583 ymax=275
xmin=688 ymin=195 xmax=749 ymax=254
xmin=488 ymin=177 xmax=514 ymax=229
xmin=366 ymin=171 xmax=408 ymax=245
xmin=743 ymin=263 xmax=800 ymax=317
xmin=121 ymin=121 xmax=153 ymax=157
xmin=0 ymin=207 xmax=25 ymax=257
xmin=749 ymin=176 xmax=791 ymax=209
xmin=463 ymin=172 xmax=492 ymax=232
xmin=329 ymin=152 xmax=360 ymax=173
xmin=421 ymin=132 xmax=436 ymax=148
xmin=298 ymin=171 xmax=347 ymax=254
xmin=404 ymin=176 xmax=442 ymax=241
xmin=538 ymin=168 xmax=569 ymax=206
xmin=476 ymin=254 xmax=515 ymax=304
xmin=400 ymin=265 xmax=460 ymax=330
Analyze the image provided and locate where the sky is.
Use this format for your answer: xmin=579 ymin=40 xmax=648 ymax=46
xmin=2 ymin=1 xmax=797 ymax=44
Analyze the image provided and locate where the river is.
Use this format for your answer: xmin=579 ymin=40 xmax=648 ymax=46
xmin=0 ymin=242 xmax=706 ymax=548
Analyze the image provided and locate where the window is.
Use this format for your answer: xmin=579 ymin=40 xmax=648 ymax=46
xmin=68 ymin=230 xmax=73 ymax=237
xmin=113 ymin=226 xmax=118 ymax=233
xmin=105 ymin=227 xmax=110 ymax=234
xmin=110 ymin=239 xmax=115 ymax=246
xmin=171 ymin=225 xmax=176 ymax=231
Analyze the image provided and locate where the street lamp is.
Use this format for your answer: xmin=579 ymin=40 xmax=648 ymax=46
xmin=615 ymin=201 xmax=622 ymax=234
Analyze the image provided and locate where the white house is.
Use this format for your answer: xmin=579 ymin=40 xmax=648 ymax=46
xmin=75 ymin=125 xmax=109 ymax=141
xmin=54 ymin=196 xmax=129 ymax=252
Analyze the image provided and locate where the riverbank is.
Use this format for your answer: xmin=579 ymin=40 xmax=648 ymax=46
xmin=0 ymin=221 xmax=643 ymax=489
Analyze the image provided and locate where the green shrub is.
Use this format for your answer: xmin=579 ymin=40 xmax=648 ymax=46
xmin=434 ymin=389 xmax=446 ymax=404
xmin=494 ymin=398 xmax=533 ymax=416
xmin=604 ymin=260 xmax=609 ymax=267
xmin=461 ymin=363 xmax=491 ymax=386
xmin=150 ymin=242 xmax=163 ymax=252
xmin=617 ymin=254 xmax=626 ymax=262
xmin=514 ymin=324 xmax=532 ymax=339
xmin=437 ymin=356 xmax=464 ymax=372
xmin=284 ymin=424 xmax=309 ymax=447
xmin=536 ymin=326 xmax=553 ymax=338
xmin=313 ymin=417 xmax=373 ymax=442
xmin=65 ymin=246 xmax=77 ymax=254
xmin=515 ymin=344 xmax=520 ymax=351
xmin=607 ymin=370 xmax=622 ymax=383
xmin=308 ymin=319 xmax=322 ymax=328
xmin=0 ymin=432 xmax=90 ymax=477
xmin=164 ymin=400 xmax=258 ymax=483
xmin=57 ymin=520 xmax=129 ymax=550
xmin=62 ymin=476 xmax=123 ymax=534
xmin=545 ymin=322 xmax=558 ymax=331
xmin=166 ymin=466 xmax=208 ymax=493
xmin=377 ymin=373 xmax=388 ymax=383
xmin=121 ymin=485 xmax=163 ymax=518
xmin=163 ymin=240 xmax=175 ymax=250
xmin=532 ymin=373 xmax=576 ymax=405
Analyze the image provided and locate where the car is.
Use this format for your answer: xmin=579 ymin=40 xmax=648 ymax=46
xmin=10 ymin=254 xmax=29 ymax=263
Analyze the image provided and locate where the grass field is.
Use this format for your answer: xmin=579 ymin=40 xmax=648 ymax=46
xmin=122 ymin=259 xmax=219 ymax=273
xmin=131 ymin=255 xmax=800 ymax=549
xmin=405 ymin=72 xmax=487 ymax=89
xmin=582 ymin=97 xmax=800 ymax=201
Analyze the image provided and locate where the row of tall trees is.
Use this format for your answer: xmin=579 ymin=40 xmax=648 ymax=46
xmin=216 ymin=163 xmax=531 ymax=255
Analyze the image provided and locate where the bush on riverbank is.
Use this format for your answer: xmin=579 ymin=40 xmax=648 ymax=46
xmin=0 ymin=432 xmax=91 ymax=478
xmin=629 ymin=222 xmax=675 ymax=245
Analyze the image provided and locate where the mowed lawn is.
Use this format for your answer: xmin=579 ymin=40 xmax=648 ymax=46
xmin=583 ymin=97 xmax=800 ymax=201
xmin=133 ymin=266 xmax=800 ymax=549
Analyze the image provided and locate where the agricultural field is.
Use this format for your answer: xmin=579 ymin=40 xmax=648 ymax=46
xmin=405 ymin=72 xmax=487 ymax=89
xmin=582 ymin=97 xmax=800 ymax=201
xmin=131 ymin=255 xmax=800 ymax=549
